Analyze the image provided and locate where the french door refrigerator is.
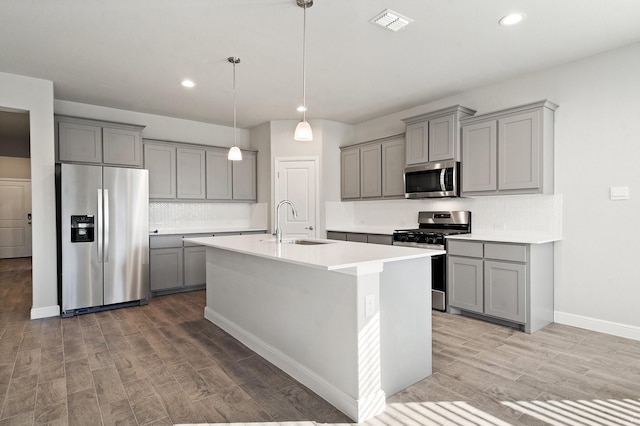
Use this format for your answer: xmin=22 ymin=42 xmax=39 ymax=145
xmin=57 ymin=163 xmax=149 ymax=317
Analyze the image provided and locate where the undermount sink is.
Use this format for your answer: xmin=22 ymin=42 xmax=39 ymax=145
xmin=261 ymin=238 xmax=333 ymax=245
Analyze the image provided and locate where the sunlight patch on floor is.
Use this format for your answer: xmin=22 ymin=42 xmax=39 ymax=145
xmin=502 ymin=398 xmax=640 ymax=425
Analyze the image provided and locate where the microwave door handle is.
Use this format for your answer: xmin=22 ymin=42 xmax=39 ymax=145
xmin=440 ymin=169 xmax=446 ymax=191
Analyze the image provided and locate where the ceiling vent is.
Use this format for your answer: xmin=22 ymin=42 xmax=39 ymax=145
xmin=370 ymin=9 xmax=413 ymax=32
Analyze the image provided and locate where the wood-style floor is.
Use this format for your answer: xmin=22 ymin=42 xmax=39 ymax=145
xmin=1 ymin=257 xmax=639 ymax=426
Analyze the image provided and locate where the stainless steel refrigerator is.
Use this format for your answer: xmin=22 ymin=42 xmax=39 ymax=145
xmin=57 ymin=163 xmax=149 ymax=317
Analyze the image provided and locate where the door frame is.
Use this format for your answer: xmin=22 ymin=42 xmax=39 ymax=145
xmin=273 ymin=156 xmax=320 ymax=237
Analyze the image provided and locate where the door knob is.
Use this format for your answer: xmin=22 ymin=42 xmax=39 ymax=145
xmin=305 ymin=226 xmax=314 ymax=230
xmin=27 ymin=213 xmax=32 ymax=224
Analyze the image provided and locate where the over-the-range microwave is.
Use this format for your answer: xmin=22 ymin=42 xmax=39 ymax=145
xmin=404 ymin=160 xmax=460 ymax=198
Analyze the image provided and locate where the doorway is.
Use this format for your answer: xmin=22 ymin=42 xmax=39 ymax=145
xmin=274 ymin=157 xmax=319 ymax=239
xmin=0 ymin=111 xmax=32 ymax=259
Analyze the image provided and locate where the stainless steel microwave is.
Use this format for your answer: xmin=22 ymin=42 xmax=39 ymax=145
xmin=404 ymin=160 xmax=460 ymax=198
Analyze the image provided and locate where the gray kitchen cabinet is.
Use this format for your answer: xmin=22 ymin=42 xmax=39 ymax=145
xmin=402 ymin=105 xmax=476 ymax=165
xmin=341 ymin=147 xmax=361 ymax=199
xmin=340 ymin=135 xmax=405 ymax=201
xmin=232 ymin=150 xmax=257 ymax=201
xmin=448 ymin=254 xmax=484 ymax=314
xmin=404 ymin=121 xmax=429 ymax=165
xmin=381 ymin=138 xmax=405 ymax=197
xmin=144 ymin=141 xmax=177 ymax=199
xmin=56 ymin=115 xmax=144 ymax=167
xmin=461 ymin=100 xmax=557 ymax=196
xmin=149 ymin=247 xmax=184 ymax=291
xmin=206 ymin=149 xmax=233 ymax=200
xmin=326 ymin=231 xmax=347 ymax=241
xmin=360 ymin=144 xmax=382 ymax=198
xmin=447 ymin=239 xmax=553 ymax=333
xmin=102 ymin=127 xmax=143 ymax=167
xmin=326 ymin=231 xmax=392 ymax=245
xmin=177 ymin=147 xmax=206 ymax=199
xmin=183 ymin=246 xmax=206 ymax=287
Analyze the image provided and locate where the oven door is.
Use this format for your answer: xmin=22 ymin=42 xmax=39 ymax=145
xmin=404 ymin=161 xmax=459 ymax=198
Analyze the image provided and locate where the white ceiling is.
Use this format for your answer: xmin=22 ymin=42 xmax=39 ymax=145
xmin=2 ymin=0 xmax=640 ymax=129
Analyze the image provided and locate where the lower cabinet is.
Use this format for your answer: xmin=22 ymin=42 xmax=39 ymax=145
xmin=447 ymin=239 xmax=553 ymax=333
xmin=326 ymin=231 xmax=392 ymax=245
xmin=150 ymin=231 xmax=265 ymax=294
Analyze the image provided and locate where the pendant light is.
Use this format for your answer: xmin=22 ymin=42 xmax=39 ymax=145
xmin=228 ymin=56 xmax=243 ymax=161
xmin=294 ymin=0 xmax=313 ymax=141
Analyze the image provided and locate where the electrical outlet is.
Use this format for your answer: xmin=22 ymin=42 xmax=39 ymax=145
xmin=365 ymin=294 xmax=375 ymax=317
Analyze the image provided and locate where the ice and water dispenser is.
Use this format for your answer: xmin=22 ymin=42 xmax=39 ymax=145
xmin=70 ymin=215 xmax=95 ymax=243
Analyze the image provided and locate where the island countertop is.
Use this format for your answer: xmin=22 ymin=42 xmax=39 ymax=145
xmin=184 ymin=233 xmax=444 ymax=272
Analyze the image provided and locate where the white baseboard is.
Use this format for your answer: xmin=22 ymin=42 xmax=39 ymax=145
xmin=204 ymin=307 xmax=384 ymax=422
xmin=31 ymin=304 xmax=60 ymax=320
xmin=554 ymin=311 xmax=640 ymax=341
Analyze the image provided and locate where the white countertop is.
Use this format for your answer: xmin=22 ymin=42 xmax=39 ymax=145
xmin=149 ymin=228 xmax=267 ymax=236
xmin=446 ymin=233 xmax=562 ymax=244
xmin=184 ymin=234 xmax=444 ymax=271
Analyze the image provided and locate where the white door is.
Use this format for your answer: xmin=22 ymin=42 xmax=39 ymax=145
xmin=275 ymin=158 xmax=318 ymax=239
xmin=0 ymin=179 xmax=32 ymax=258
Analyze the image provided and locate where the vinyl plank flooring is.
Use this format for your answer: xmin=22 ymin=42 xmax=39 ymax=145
xmin=3 ymin=258 xmax=640 ymax=426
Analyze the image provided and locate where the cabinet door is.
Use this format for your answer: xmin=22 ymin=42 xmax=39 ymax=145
xmin=484 ymin=260 xmax=527 ymax=323
xmin=346 ymin=233 xmax=367 ymax=243
xmin=144 ymin=143 xmax=176 ymax=199
xmin=447 ymin=255 xmax=484 ymax=313
xmin=381 ymin=138 xmax=405 ymax=197
xmin=462 ymin=120 xmax=497 ymax=193
xmin=103 ymin=127 xmax=142 ymax=167
xmin=498 ymin=110 xmax=541 ymax=191
xmin=177 ymin=148 xmax=206 ymax=199
xmin=341 ymin=147 xmax=360 ymax=199
xmin=405 ymin=121 xmax=429 ymax=165
xmin=184 ymin=246 xmax=206 ymax=286
xmin=429 ymin=114 xmax=455 ymax=162
xmin=360 ymin=144 xmax=382 ymax=198
xmin=149 ymin=248 xmax=184 ymax=291
xmin=232 ymin=150 xmax=257 ymax=201
xmin=206 ymin=149 xmax=233 ymax=200
xmin=58 ymin=121 xmax=102 ymax=163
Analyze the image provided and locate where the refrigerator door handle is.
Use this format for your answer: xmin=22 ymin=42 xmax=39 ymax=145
xmin=104 ymin=189 xmax=109 ymax=262
xmin=97 ymin=189 xmax=103 ymax=262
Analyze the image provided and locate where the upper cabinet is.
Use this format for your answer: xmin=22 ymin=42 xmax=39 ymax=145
xmin=56 ymin=115 xmax=144 ymax=167
xmin=461 ymin=100 xmax=558 ymax=197
xmin=340 ymin=135 xmax=405 ymax=201
xmin=402 ymin=105 xmax=476 ymax=165
xmin=144 ymin=139 xmax=257 ymax=202
xmin=231 ymin=150 xmax=257 ymax=201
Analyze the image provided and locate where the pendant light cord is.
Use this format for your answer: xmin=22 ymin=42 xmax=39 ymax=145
xmin=302 ymin=3 xmax=307 ymax=122
xmin=233 ymin=60 xmax=237 ymax=146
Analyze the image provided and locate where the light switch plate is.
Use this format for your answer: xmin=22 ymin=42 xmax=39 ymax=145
xmin=610 ymin=186 xmax=630 ymax=200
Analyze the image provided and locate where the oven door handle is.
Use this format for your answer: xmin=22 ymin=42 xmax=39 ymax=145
xmin=439 ymin=169 xmax=446 ymax=191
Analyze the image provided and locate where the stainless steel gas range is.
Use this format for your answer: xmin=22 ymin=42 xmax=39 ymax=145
xmin=393 ymin=211 xmax=471 ymax=311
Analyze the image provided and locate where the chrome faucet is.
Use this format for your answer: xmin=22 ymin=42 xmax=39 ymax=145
xmin=275 ymin=200 xmax=298 ymax=243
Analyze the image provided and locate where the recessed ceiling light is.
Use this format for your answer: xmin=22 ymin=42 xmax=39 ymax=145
xmin=181 ymin=79 xmax=195 ymax=88
xmin=370 ymin=9 xmax=413 ymax=32
xmin=499 ymin=13 xmax=526 ymax=26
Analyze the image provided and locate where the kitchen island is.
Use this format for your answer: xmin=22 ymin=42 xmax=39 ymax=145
xmin=183 ymin=234 xmax=444 ymax=423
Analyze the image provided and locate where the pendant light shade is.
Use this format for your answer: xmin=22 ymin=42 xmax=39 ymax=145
xmin=294 ymin=120 xmax=313 ymax=141
xmin=294 ymin=0 xmax=313 ymax=141
xmin=227 ymin=56 xmax=243 ymax=161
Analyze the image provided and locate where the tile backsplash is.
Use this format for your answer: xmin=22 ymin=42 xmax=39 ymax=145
xmin=326 ymin=194 xmax=562 ymax=237
xmin=149 ymin=202 xmax=267 ymax=232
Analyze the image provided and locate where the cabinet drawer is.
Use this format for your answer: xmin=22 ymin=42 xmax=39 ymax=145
xmin=346 ymin=233 xmax=368 ymax=243
xmin=149 ymin=235 xmax=183 ymax=249
xmin=367 ymin=234 xmax=393 ymax=245
xmin=327 ymin=231 xmax=347 ymax=241
xmin=484 ymin=243 xmax=527 ymax=262
xmin=182 ymin=233 xmax=214 ymax=247
xmin=447 ymin=240 xmax=483 ymax=258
